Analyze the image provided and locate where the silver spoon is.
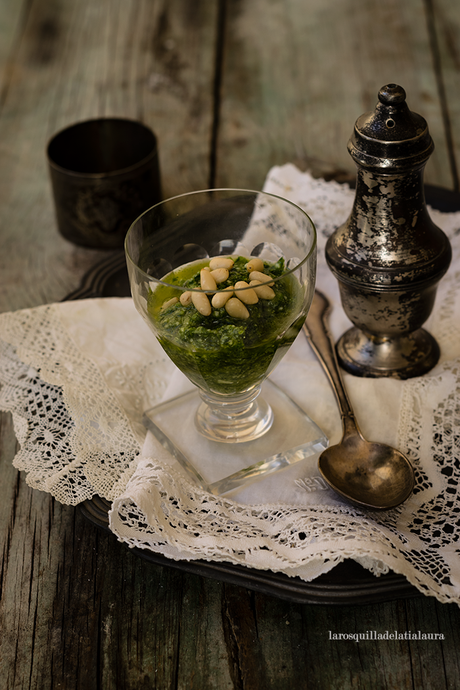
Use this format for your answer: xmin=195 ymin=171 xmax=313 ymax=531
xmin=303 ymin=290 xmax=415 ymax=510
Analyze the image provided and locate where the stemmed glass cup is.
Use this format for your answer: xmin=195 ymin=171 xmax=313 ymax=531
xmin=125 ymin=189 xmax=317 ymax=445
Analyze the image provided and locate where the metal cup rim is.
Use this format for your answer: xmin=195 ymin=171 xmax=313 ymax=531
xmin=46 ymin=117 xmax=159 ymax=179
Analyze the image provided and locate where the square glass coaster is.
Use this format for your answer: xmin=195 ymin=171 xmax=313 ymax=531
xmin=142 ymin=379 xmax=328 ymax=496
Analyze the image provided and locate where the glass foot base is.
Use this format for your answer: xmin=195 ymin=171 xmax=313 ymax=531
xmin=142 ymin=379 xmax=328 ymax=495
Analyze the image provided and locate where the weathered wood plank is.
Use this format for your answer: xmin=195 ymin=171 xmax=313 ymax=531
xmin=175 ymin=579 xmax=234 ymax=690
xmin=404 ymin=596 xmax=460 ymax=688
xmin=0 ymin=0 xmax=27 ymax=95
xmin=429 ymin=0 xmax=460 ymax=191
xmin=216 ymin=0 xmax=453 ymax=191
xmin=0 ymin=0 xmax=218 ymax=314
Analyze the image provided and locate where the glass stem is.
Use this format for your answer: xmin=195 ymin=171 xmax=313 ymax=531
xmin=195 ymin=386 xmax=274 ymax=443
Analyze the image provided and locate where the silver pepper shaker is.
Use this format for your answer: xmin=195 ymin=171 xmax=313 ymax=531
xmin=325 ymin=83 xmax=452 ymax=379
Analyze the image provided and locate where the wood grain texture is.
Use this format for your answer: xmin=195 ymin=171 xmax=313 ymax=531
xmin=0 ymin=0 xmax=26 ymax=98
xmin=2 ymin=1 xmax=460 ymax=688
xmin=215 ymin=0 xmax=453 ymax=191
xmin=0 ymin=0 xmax=218 ymax=313
xmin=428 ymin=0 xmax=460 ymax=190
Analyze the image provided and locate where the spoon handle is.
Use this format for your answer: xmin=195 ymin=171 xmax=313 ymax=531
xmin=303 ymin=290 xmax=359 ymax=437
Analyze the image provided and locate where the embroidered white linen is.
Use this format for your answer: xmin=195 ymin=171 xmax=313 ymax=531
xmin=1 ymin=164 xmax=460 ymax=603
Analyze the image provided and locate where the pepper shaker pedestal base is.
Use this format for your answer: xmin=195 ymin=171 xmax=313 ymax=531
xmin=336 ymin=326 xmax=440 ymax=380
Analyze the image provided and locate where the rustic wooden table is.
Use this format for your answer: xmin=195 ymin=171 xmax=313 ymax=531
xmin=1 ymin=1 xmax=460 ymax=688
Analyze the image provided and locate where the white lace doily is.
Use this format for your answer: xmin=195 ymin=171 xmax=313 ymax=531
xmin=1 ymin=164 xmax=460 ymax=604
xmin=0 ymin=299 xmax=175 ymax=503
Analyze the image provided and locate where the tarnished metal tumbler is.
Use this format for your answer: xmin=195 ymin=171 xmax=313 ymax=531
xmin=47 ymin=118 xmax=162 ymax=249
xmin=326 ymin=84 xmax=452 ymax=379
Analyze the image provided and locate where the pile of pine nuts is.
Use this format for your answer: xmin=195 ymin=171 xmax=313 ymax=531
xmin=161 ymin=257 xmax=276 ymax=320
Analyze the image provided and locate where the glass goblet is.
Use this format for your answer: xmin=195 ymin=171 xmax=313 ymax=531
xmin=125 ymin=189 xmax=317 ymax=444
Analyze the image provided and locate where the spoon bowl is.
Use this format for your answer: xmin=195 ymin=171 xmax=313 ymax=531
xmin=318 ymin=436 xmax=414 ymax=510
xmin=304 ymin=291 xmax=415 ymax=510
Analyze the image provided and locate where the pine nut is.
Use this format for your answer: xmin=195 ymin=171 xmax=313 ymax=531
xmin=180 ymin=291 xmax=192 ymax=306
xmin=234 ymin=281 xmax=259 ymax=304
xmin=210 ymin=268 xmax=229 ymax=284
xmin=200 ymin=269 xmax=217 ymax=292
xmin=161 ymin=297 xmax=179 ymax=311
xmin=249 ymin=270 xmax=274 ymax=285
xmin=209 ymin=257 xmax=234 ymax=270
xmin=192 ymin=291 xmax=212 ymax=315
xmin=225 ymin=297 xmax=250 ymax=320
xmin=211 ymin=286 xmax=233 ymax=308
xmin=246 ymin=257 xmax=265 ymax=272
xmin=249 ymin=280 xmax=275 ymax=300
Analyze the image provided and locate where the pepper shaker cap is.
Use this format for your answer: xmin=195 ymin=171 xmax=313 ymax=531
xmin=348 ymin=83 xmax=434 ymax=171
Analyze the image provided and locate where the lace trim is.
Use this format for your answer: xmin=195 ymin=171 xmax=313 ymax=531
xmin=0 ymin=302 xmax=169 ymax=504
xmin=110 ymin=458 xmax=460 ymax=603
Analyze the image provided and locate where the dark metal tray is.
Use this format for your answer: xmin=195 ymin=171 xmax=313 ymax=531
xmin=70 ymin=183 xmax=460 ymax=604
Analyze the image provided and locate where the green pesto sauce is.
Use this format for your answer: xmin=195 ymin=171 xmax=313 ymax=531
xmin=148 ymin=256 xmax=304 ymax=395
